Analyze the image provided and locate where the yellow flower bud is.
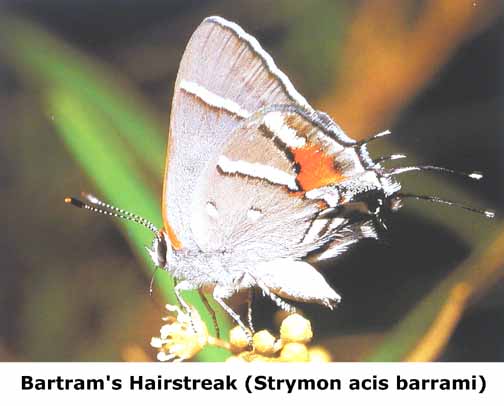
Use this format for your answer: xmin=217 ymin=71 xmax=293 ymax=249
xmin=229 ymin=326 xmax=251 ymax=351
xmin=308 ymin=346 xmax=332 ymax=362
xmin=280 ymin=342 xmax=309 ymax=362
xmin=253 ymin=330 xmax=277 ymax=355
xmin=280 ymin=314 xmax=313 ymax=343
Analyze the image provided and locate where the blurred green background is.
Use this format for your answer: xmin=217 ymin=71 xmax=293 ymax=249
xmin=0 ymin=0 xmax=502 ymax=361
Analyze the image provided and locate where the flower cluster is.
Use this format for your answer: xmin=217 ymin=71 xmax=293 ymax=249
xmin=150 ymin=304 xmax=209 ymax=362
xmin=226 ymin=313 xmax=331 ymax=362
xmin=151 ymin=305 xmax=331 ymax=362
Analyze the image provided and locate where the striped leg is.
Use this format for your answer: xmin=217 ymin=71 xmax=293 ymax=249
xmin=199 ymin=289 xmax=220 ymax=339
xmin=213 ymin=286 xmax=252 ymax=345
xmin=247 ymin=289 xmax=255 ymax=334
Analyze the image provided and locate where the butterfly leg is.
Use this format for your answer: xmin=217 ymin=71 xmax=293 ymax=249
xmin=174 ymin=280 xmax=197 ymax=332
xmin=247 ymin=289 xmax=255 ymax=334
xmin=198 ymin=289 xmax=220 ymax=339
xmin=213 ymin=286 xmax=253 ymax=345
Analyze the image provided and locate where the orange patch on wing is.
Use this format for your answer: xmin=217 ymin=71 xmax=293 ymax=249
xmin=293 ymin=145 xmax=345 ymax=191
xmin=163 ymin=223 xmax=183 ymax=250
xmin=161 ymin=132 xmax=183 ymax=251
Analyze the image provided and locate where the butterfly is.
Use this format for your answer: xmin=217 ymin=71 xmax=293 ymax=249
xmin=66 ymin=16 xmax=493 ymax=342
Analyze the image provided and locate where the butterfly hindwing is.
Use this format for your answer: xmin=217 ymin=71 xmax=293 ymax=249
xmin=189 ymin=110 xmax=313 ymax=256
xmin=190 ymin=106 xmax=375 ymax=261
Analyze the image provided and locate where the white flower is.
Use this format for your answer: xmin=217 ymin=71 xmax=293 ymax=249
xmin=151 ymin=304 xmax=208 ymax=362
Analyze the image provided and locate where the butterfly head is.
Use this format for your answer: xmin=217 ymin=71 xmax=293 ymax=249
xmin=147 ymin=230 xmax=171 ymax=269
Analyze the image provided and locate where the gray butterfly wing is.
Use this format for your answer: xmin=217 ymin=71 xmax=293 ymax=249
xmin=163 ymin=16 xmax=313 ymax=249
xmin=190 ymin=105 xmax=375 ymax=256
xmin=189 ymin=108 xmax=364 ymax=306
xmin=191 ymin=110 xmax=328 ymax=305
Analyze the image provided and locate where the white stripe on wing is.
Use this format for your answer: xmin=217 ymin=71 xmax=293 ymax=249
xmin=180 ymin=80 xmax=251 ymax=118
xmin=263 ymin=111 xmax=306 ymax=148
xmin=217 ymin=155 xmax=299 ymax=191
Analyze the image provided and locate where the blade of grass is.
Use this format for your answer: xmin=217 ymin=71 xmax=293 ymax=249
xmin=0 ymin=15 xmax=164 ymax=177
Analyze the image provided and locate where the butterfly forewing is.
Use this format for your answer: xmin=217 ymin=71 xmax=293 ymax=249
xmin=163 ymin=16 xmax=314 ymax=248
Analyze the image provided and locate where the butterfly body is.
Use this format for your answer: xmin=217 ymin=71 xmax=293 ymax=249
xmin=143 ymin=17 xmax=412 ymax=331
xmin=148 ymin=14 xmax=407 ymax=328
xmin=67 ymin=16 xmax=493 ymax=339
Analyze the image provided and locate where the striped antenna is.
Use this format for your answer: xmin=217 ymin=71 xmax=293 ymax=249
xmin=356 ymin=129 xmax=392 ymax=146
xmin=397 ymin=193 xmax=495 ymax=218
xmin=387 ymin=165 xmax=483 ymax=180
xmin=374 ymin=154 xmax=407 ymax=164
xmin=64 ymin=195 xmax=160 ymax=236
